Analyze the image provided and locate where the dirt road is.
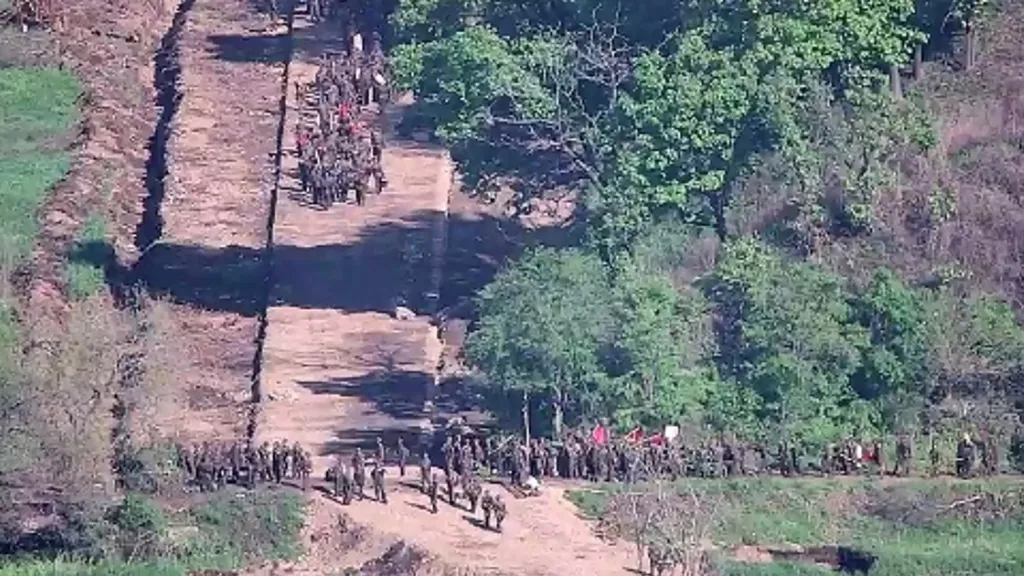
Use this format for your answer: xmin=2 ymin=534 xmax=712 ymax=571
xmin=143 ymin=0 xmax=287 ymax=440
xmin=243 ymin=7 xmax=633 ymax=576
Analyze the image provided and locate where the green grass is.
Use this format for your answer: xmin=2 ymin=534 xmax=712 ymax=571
xmin=64 ymin=213 xmax=109 ymax=300
xmin=569 ymin=477 xmax=1024 ymax=576
xmin=0 ymin=66 xmax=80 ymax=268
xmin=0 ymin=490 xmax=306 ymax=576
xmin=177 ymin=489 xmax=306 ymax=569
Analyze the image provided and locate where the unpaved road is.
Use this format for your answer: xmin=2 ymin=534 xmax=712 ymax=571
xmin=204 ymin=5 xmax=633 ymax=576
xmin=255 ymin=14 xmax=449 ymax=476
xmin=145 ymin=0 xmax=286 ymax=441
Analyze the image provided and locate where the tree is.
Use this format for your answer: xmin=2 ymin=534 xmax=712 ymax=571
xmin=464 ymin=247 xmax=614 ymax=438
xmin=606 ymin=259 xmax=719 ymax=429
xmin=707 ymin=239 xmax=870 ymax=442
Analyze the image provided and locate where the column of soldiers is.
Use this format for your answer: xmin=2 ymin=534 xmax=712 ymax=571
xmin=417 ymin=436 xmax=506 ymax=532
xmin=461 ymin=428 xmax=1010 ymax=485
xmin=175 ymin=440 xmax=312 ymax=492
xmin=294 ymin=2 xmax=389 ymax=208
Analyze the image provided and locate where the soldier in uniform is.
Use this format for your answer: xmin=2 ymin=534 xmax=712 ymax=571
xmin=375 ymin=436 xmax=386 ymax=467
xmin=371 ymin=463 xmax=387 ymax=504
xmin=352 ymin=448 xmax=366 ymax=500
xmin=445 ymin=468 xmax=458 ymax=507
xmin=481 ymin=490 xmax=494 ymax=529
xmin=956 ymin=433 xmax=974 ymax=478
xmin=420 ymin=451 xmax=432 ymax=493
xmin=929 ymin=433 xmax=941 ymax=477
xmin=272 ymin=441 xmax=285 ymax=484
xmin=397 ymin=438 xmax=410 ymax=477
xmin=331 ymin=458 xmax=344 ymax=500
xmin=428 ymin=473 xmax=440 ymax=513
xmin=894 ymin=435 xmax=912 ymax=477
xmin=464 ymin=474 xmax=482 ymax=513
xmin=492 ymin=494 xmax=507 ymax=532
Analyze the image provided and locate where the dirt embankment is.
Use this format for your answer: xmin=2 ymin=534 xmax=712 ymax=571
xmin=22 ymin=0 xmax=177 ymax=318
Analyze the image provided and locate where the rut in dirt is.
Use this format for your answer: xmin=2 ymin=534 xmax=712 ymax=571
xmin=247 ymin=7 xmax=297 ymax=440
xmin=135 ymin=0 xmax=197 ymax=257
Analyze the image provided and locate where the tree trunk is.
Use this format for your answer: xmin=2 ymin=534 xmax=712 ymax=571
xmin=913 ymin=44 xmax=923 ymax=81
xmin=522 ymin=389 xmax=531 ymax=446
xmin=552 ymin=388 xmax=564 ymax=439
xmin=890 ymin=64 xmax=903 ymax=101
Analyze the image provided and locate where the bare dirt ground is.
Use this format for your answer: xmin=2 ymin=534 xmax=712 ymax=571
xmin=255 ymin=13 xmax=450 ymax=474
xmin=247 ymin=6 xmax=635 ymax=575
xmin=138 ymin=0 xmax=287 ymax=441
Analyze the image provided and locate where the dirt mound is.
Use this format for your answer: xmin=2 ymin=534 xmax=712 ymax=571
xmin=357 ymin=541 xmax=434 ymax=576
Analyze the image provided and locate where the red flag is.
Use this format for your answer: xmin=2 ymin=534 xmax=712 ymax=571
xmin=624 ymin=427 xmax=643 ymax=443
xmin=648 ymin=433 xmax=665 ymax=446
xmin=592 ymin=424 xmax=608 ymax=446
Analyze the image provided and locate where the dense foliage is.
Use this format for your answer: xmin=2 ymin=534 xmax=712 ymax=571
xmin=391 ymin=0 xmax=1024 ymax=442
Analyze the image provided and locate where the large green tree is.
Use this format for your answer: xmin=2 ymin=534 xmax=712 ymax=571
xmin=463 ymin=247 xmax=614 ymax=438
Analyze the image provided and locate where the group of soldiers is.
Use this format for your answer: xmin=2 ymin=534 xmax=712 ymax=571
xmin=468 ymin=428 xmax=1011 ymax=486
xmin=294 ymin=0 xmax=390 ymax=208
xmin=325 ymin=437 xmax=509 ymax=532
xmin=175 ymin=440 xmax=312 ymax=492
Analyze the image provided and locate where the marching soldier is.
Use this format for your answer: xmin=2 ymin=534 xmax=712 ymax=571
xmin=481 ymin=490 xmax=494 ymax=529
xmin=376 ymin=436 xmax=386 ymax=466
xmin=445 ymin=468 xmax=458 ymax=507
xmin=428 ymin=473 xmax=440 ymax=514
xmin=352 ymin=448 xmax=366 ymax=500
xmin=956 ymin=433 xmax=974 ymax=478
xmin=492 ymin=494 xmax=507 ymax=532
xmin=371 ymin=463 xmax=387 ymax=504
xmin=894 ymin=435 xmax=912 ymax=477
xmin=464 ymin=475 xmax=482 ymax=514
xmin=397 ymin=438 xmax=410 ymax=477
xmin=420 ymin=451 xmax=431 ymax=493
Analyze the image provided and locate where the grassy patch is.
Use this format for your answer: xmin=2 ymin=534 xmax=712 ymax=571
xmin=178 ymin=489 xmax=306 ymax=569
xmin=64 ymin=213 xmax=109 ymax=300
xmin=0 ymin=489 xmax=306 ymax=576
xmin=569 ymin=477 xmax=1024 ymax=575
xmin=0 ymin=66 xmax=80 ymax=268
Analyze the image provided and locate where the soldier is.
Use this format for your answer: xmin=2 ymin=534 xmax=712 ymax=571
xmin=290 ymin=442 xmax=304 ymax=479
xmin=929 ymin=434 xmax=941 ymax=477
xmin=894 ymin=435 xmax=912 ymax=477
xmin=228 ymin=441 xmax=243 ymax=484
xmin=492 ymin=494 xmax=507 ymax=532
xmin=986 ymin=433 xmax=1000 ymax=476
xmin=375 ymin=436 xmax=386 ymax=467
xmin=272 ymin=441 xmax=285 ymax=484
xmin=371 ymin=463 xmax=387 ymax=504
xmin=352 ymin=448 xmax=366 ymax=500
xmin=481 ymin=490 xmax=494 ymax=529
xmin=419 ymin=451 xmax=431 ymax=493
xmin=331 ymin=458 xmax=344 ymax=500
xmin=872 ymin=439 xmax=885 ymax=476
xmin=956 ymin=433 xmax=974 ymax=479
xmin=298 ymin=449 xmax=312 ymax=491
xmin=464 ymin=475 xmax=482 ymax=513
xmin=258 ymin=442 xmax=272 ymax=481
xmin=428 ymin=473 xmax=440 ymax=514
xmin=821 ymin=443 xmax=834 ymax=477
xmin=176 ymin=442 xmax=194 ymax=478
xmin=397 ymin=438 xmax=410 ymax=477
xmin=445 ymin=468 xmax=458 ymax=507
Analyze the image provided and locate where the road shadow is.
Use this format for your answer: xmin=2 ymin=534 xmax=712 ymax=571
xmin=70 ymin=210 xmax=546 ymax=321
xmin=299 ymin=370 xmax=429 ymax=422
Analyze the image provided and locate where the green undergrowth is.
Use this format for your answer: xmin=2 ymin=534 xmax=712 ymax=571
xmin=0 ymin=66 xmax=80 ymax=269
xmin=64 ymin=212 xmax=109 ymax=301
xmin=0 ymin=489 xmax=306 ymax=576
xmin=569 ymin=477 xmax=1024 ymax=575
